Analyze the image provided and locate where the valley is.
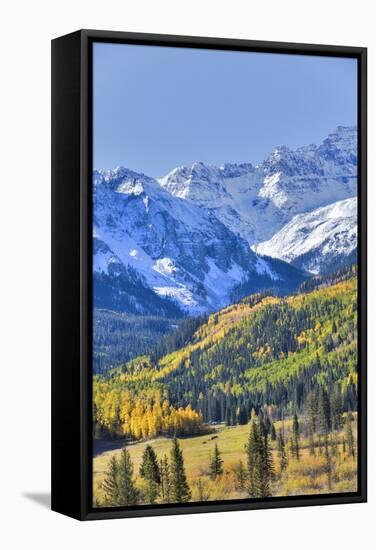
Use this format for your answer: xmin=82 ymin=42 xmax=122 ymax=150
xmin=93 ymin=268 xmax=358 ymax=506
xmin=93 ymin=414 xmax=358 ymax=505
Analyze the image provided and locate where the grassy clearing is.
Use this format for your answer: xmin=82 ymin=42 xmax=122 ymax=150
xmin=93 ymin=416 xmax=357 ymax=505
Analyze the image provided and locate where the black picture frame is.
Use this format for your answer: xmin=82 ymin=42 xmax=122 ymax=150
xmin=51 ymin=29 xmax=367 ymax=521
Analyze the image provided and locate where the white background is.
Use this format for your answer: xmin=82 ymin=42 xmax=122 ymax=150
xmin=0 ymin=0 xmax=373 ymax=548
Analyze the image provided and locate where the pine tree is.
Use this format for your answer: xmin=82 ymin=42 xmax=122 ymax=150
xmin=159 ymin=454 xmax=171 ymax=503
xmin=247 ymin=418 xmax=263 ymax=497
xmin=209 ymin=443 xmax=223 ymax=480
xmin=277 ymin=429 xmax=288 ymax=473
xmin=117 ymin=448 xmax=139 ymax=506
xmin=139 ymin=445 xmax=161 ymax=504
xmin=318 ymin=387 xmax=331 ymax=434
xmin=291 ymin=412 xmax=300 ymax=460
xmin=170 ymin=438 xmax=191 ymax=503
xmin=306 ymin=391 xmax=316 ymax=455
xmin=101 ymin=455 xmax=119 ymax=506
xmin=261 ymin=428 xmax=274 ymax=495
xmin=140 ymin=445 xmax=161 ymax=484
xmin=246 ymin=416 xmax=273 ymax=497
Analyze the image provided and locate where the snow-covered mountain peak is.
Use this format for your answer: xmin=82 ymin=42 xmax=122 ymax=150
xmin=317 ymin=125 xmax=357 ymax=166
xmin=253 ymin=197 xmax=357 ymax=275
xmin=159 ymin=161 xmax=256 ymax=194
xmin=92 ymin=126 xmax=357 ymax=315
xmin=93 ymin=163 xmax=307 ymax=314
xmin=268 ymin=144 xmax=290 ymax=160
xmin=157 ymin=126 xmax=357 ymax=244
xmin=159 ymin=161 xmax=228 ymax=202
xmin=260 ymin=143 xmax=321 ymax=179
xmin=94 ymin=166 xmax=163 ymax=200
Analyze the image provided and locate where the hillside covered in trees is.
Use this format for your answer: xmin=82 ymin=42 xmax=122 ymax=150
xmin=93 ymin=266 xmax=358 ymax=505
xmin=93 ymin=310 xmax=183 ymax=374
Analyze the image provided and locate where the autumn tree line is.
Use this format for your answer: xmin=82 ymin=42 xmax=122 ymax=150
xmin=99 ymin=404 xmax=357 ymax=506
xmin=93 ymin=388 xmax=207 ymax=440
xmin=94 ymin=275 xmax=357 ymax=446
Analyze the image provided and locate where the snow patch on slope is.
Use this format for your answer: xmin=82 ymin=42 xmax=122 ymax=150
xmin=255 ymin=257 xmax=280 ymax=281
xmin=253 ymin=197 xmax=357 ymax=274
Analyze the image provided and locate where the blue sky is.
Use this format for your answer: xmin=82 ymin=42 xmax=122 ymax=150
xmin=93 ymin=43 xmax=357 ymax=178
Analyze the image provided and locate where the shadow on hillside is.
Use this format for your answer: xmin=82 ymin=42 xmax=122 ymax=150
xmin=93 ymin=439 xmax=125 ymax=457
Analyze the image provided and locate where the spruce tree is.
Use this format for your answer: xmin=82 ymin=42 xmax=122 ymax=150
xmin=318 ymin=387 xmax=331 ymax=434
xmin=260 ymin=427 xmax=274 ymax=496
xmin=140 ymin=445 xmax=161 ymax=484
xmin=246 ymin=416 xmax=273 ymax=497
xmin=209 ymin=443 xmax=223 ymax=480
xmin=247 ymin=418 xmax=263 ymax=497
xmin=170 ymin=438 xmax=191 ymax=503
xmin=277 ymin=429 xmax=288 ymax=473
xmin=117 ymin=448 xmax=139 ymax=506
xmin=139 ymin=445 xmax=161 ymax=504
xmin=306 ymin=391 xmax=316 ymax=455
xmin=101 ymin=455 xmax=119 ymax=506
xmin=292 ymin=412 xmax=300 ymax=460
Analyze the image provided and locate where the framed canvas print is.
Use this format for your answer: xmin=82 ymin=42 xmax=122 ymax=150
xmin=51 ymin=30 xmax=367 ymax=520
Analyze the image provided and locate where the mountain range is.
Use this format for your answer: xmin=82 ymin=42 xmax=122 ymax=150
xmin=93 ymin=126 xmax=357 ymax=316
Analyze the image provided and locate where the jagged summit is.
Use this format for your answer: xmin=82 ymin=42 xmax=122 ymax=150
xmin=253 ymin=197 xmax=357 ymax=275
xmin=93 ymin=126 xmax=357 ymax=315
xmin=157 ymin=126 xmax=357 ymax=243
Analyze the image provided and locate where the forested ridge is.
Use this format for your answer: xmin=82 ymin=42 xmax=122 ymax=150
xmin=93 ymin=267 xmax=358 ymax=441
xmin=93 ymin=310 xmax=182 ymax=374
